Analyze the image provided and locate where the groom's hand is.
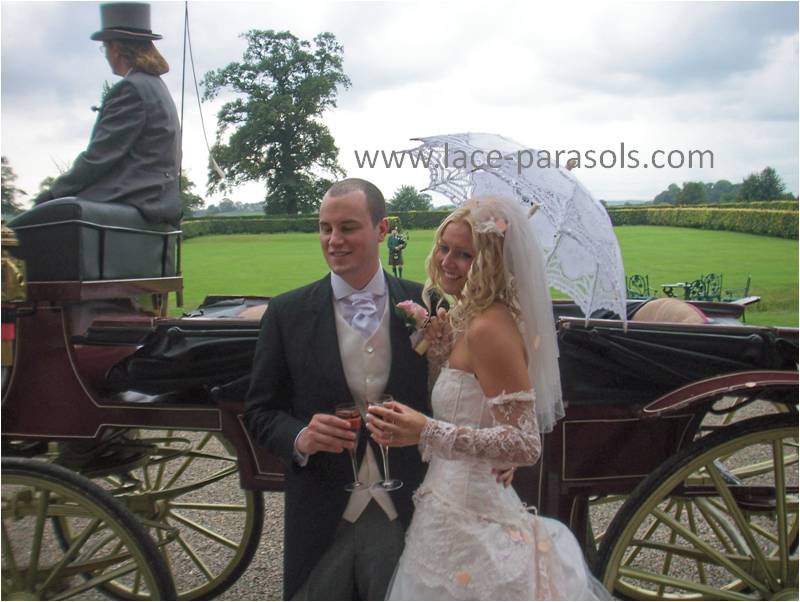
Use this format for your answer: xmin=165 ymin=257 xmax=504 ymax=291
xmin=296 ymin=413 xmax=356 ymax=456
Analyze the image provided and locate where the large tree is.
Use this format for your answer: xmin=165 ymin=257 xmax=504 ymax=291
xmin=1 ymin=156 xmax=26 ymax=216
xmin=758 ymin=167 xmax=786 ymax=200
xmin=388 ymin=185 xmax=433 ymax=211
xmin=739 ymin=166 xmax=788 ymax=201
xmin=203 ymin=30 xmax=351 ymax=215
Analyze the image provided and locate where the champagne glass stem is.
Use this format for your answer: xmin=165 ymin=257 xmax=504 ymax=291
xmin=347 ymin=448 xmax=359 ymax=483
xmin=379 ymin=445 xmax=391 ymax=482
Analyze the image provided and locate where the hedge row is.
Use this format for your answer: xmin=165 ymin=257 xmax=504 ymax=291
xmin=709 ymin=200 xmax=798 ymax=211
xmin=182 ymin=216 xmax=320 ymax=239
xmin=182 ymin=211 xmax=452 ymax=239
xmin=390 ymin=211 xmax=450 ymax=229
xmin=184 ymin=213 xmax=275 ymax=221
xmin=642 ymin=200 xmax=798 ymax=211
xmin=182 ymin=208 xmax=796 ymax=240
xmin=608 ymin=207 xmax=798 ymax=239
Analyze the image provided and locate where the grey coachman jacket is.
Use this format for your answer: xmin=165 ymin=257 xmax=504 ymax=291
xmin=36 ymin=70 xmax=181 ymax=224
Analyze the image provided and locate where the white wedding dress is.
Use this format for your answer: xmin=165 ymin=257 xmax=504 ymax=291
xmin=387 ymin=366 xmax=609 ymax=601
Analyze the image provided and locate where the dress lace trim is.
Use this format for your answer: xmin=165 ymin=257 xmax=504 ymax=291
xmin=425 ymin=328 xmax=454 ymax=396
xmin=418 ymin=388 xmax=540 ymax=466
xmin=402 ymin=486 xmax=565 ymax=600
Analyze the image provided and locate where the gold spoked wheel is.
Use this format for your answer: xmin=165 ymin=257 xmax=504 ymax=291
xmin=587 ymin=396 xmax=796 ymax=561
xmin=2 ymin=457 xmax=176 ymax=600
xmin=596 ymin=413 xmax=799 ymax=600
xmin=54 ymin=430 xmax=265 ymax=600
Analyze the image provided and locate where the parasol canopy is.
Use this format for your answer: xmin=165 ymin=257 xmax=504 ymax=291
xmin=408 ymin=132 xmax=627 ymax=321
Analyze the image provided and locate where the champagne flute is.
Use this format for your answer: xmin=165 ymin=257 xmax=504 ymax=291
xmin=335 ymin=403 xmax=366 ymax=492
xmin=368 ymin=394 xmax=403 ymax=491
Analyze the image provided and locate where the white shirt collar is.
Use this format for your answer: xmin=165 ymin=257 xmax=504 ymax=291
xmin=331 ymin=263 xmax=385 ymax=300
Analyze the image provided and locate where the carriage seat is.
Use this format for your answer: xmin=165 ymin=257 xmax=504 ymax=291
xmin=631 ymin=298 xmax=710 ymax=324
xmin=7 ymin=197 xmax=180 ymax=282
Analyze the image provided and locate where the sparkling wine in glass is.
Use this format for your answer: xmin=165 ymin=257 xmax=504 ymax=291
xmin=368 ymin=394 xmax=403 ymax=491
xmin=335 ymin=404 xmax=366 ymax=492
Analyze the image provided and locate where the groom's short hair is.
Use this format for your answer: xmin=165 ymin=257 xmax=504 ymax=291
xmin=325 ymin=178 xmax=386 ymax=224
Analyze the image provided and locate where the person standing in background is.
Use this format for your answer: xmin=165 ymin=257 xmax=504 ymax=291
xmin=387 ymin=226 xmax=407 ymax=278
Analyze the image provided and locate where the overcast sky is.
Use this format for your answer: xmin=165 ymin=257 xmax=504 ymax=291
xmin=2 ymin=1 xmax=797 ymax=210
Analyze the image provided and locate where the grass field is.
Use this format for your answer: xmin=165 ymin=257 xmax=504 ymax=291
xmin=178 ymin=226 xmax=798 ymax=326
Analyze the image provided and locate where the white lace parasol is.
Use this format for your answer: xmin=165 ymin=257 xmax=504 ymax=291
xmin=409 ymin=132 xmax=627 ymax=321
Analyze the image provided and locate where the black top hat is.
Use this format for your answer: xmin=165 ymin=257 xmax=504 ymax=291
xmin=90 ymin=3 xmax=162 ymax=41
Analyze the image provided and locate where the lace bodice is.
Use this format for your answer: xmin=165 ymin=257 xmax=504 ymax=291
xmin=414 ymin=367 xmax=541 ymax=522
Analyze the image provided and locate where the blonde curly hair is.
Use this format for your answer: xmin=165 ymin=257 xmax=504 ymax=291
xmin=422 ymin=198 xmax=520 ymax=334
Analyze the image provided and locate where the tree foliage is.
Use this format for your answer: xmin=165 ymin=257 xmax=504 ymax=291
xmin=39 ymin=176 xmax=57 ymax=192
xmin=703 ymin=180 xmax=740 ymax=203
xmin=739 ymin=173 xmax=761 ymax=202
xmin=388 ymin=185 xmax=433 ymax=211
xmin=180 ymin=172 xmax=205 ymax=217
xmin=653 ymin=183 xmax=681 ymax=204
xmin=758 ymin=167 xmax=787 ymax=200
xmin=676 ymin=181 xmax=706 ymax=205
xmin=653 ymin=167 xmax=793 ymax=205
xmin=203 ymin=30 xmax=351 ymax=215
xmin=218 ymin=199 xmax=236 ymax=213
xmin=739 ymin=167 xmax=787 ymax=201
xmin=1 ymin=156 xmax=26 ymax=216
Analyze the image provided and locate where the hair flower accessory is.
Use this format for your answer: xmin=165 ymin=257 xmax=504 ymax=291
xmin=473 ymin=216 xmax=508 ymax=236
xmin=469 ymin=198 xmax=509 ymax=237
xmin=395 ymin=300 xmax=430 ymax=354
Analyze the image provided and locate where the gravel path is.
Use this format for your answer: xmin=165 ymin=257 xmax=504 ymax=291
xmin=2 ymin=399 xmax=794 ymax=600
xmin=216 ymin=491 xmax=284 ymax=600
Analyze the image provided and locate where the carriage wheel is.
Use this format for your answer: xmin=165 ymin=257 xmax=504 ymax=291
xmin=698 ymin=393 xmax=797 ymax=439
xmin=2 ymin=457 xmax=176 ymax=600
xmin=55 ymin=430 xmax=264 ymax=600
xmin=587 ymin=397 xmax=797 ymax=557
xmin=596 ymin=414 xmax=798 ymax=600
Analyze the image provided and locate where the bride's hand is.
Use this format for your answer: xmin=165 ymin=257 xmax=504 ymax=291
xmin=366 ymin=401 xmax=427 ymax=447
xmin=491 ymin=466 xmax=515 ymax=488
xmin=423 ymin=307 xmax=449 ymax=345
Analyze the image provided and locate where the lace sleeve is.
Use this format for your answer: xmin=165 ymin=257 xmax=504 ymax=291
xmin=418 ymin=390 xmax=541 ymax=466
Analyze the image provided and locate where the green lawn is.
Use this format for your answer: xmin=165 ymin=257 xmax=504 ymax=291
xmin=178 ymin=226 xmax=798 ymax=326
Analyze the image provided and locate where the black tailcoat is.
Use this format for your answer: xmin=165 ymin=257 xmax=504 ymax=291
xmin=244 ymin=272 xmax=430 ymax=599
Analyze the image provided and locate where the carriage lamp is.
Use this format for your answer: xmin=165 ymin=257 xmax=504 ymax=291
xmin=2 ymin=225 xmax=26 ymax=304
xmin=2 ymin=224 xmax=27 ymax=370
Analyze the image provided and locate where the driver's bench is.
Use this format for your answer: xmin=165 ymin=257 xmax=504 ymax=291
xmin=7 ymin=197 xmax=182 ymax=313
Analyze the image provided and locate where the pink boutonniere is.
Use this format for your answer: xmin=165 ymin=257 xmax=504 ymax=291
xmin=395 ymin=300 xmax=430 ymax=355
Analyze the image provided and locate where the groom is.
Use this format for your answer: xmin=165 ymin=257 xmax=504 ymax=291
xmin=244 ymin=178 xmax=430 ymax=599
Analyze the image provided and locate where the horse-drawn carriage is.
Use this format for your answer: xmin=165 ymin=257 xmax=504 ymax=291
xmin=2 ymin=200 xmax=797 ymax=600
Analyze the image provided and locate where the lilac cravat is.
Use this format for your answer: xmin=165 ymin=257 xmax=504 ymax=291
xmin=347 ymin=292 xmax=378 ymax=339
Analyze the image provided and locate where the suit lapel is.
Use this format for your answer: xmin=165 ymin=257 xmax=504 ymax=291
xmin=385 ymin=273 xmax=415 ymax=395
xmin=307 ymin=275 xmax=354 ymax=406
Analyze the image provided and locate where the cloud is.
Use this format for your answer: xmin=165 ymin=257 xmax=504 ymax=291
xmin=557 ymin=3 xmax=797 ymax=90
xmin=2 ymin=0 xmax=797 ymax=208
xmin=2 ymin=4 xmax=101 ymax=109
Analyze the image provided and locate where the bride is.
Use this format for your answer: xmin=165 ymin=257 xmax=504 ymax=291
xmin=367 ymin=196 xmax=609 ymax=600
